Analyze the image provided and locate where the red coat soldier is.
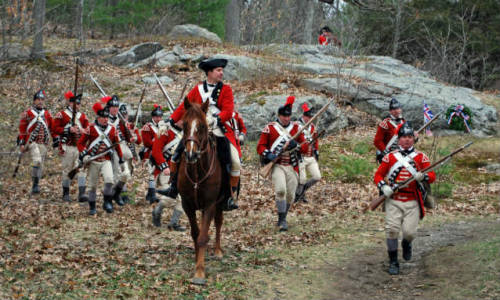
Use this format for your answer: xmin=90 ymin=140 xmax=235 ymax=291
xmin=53 ymin=91 xmax=90 ymax=202
xmin=374 ymin=122 xmax=436 ymax=275
xmin=374 ymin=98 xmax=405 ymax=163
xmin=150 ymin=120 xmax=186 ymax=231
xmin=257 ymin=96 xmax=308 ymax=231
xmin=77 ymin=102 xmax=123 ymax=215
xmin=229 ymin=111 xmax=247 ymax=147
xmin=141 ymin=104 xmax=166 ymax=203
xmin=18 ymin=90 xmax=54 ymax=194
xmin=295 ymin=103 xmax=322 ymax=203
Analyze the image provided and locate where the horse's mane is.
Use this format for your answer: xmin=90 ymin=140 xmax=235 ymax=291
xmin=183 ymin=102 xmax=207 ymax=124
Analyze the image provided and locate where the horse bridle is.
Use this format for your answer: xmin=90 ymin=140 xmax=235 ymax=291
xmin=183 ymin=135 xmax=217 ymax=194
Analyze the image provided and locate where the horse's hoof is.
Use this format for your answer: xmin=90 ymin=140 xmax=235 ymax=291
xmin=191 ymin=277 xmax=207 ymax=285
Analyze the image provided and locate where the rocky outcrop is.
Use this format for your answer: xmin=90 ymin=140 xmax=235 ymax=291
xmin=142 ymin=75 xmax=173 ymax=85
xmin=210 ymin=54 xmax=281 ymax=82
xmin=237 ymin=95 xmax=348 ymax=140
xmin=167 ymin=24 xmax=222 ymax=44
xmin=106 ymin=42 xmax=163 ymax=66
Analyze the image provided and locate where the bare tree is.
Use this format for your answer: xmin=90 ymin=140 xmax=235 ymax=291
xmin=74 ymin=0 xmax=84 ymax=49
xmin=225 ymin=0 xmax=242 ymax=45
xmin=302 ymin=0 xmax=316 ymax=44
xmin=391 ymin=0 xmax=402 ymax=57
xmin=31 ymin=0 xmax=46 ymax=59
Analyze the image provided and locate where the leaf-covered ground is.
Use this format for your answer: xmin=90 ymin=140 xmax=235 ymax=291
xmin=0 ymin=37 xmax=499 ymax=299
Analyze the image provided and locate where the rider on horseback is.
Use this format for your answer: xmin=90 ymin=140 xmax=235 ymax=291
xmin=158 ymin=58 xmax=241 ymax=211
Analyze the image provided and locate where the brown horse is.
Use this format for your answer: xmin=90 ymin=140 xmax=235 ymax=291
xmin=179 ymin=97 xmax=228 ymax=285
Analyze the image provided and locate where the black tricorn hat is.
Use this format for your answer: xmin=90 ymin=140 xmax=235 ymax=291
xmin=389 ymin=98 xmax=401 ymax=110
xmin=398 ymin=122 xmax=414 ymax=137
xmin=319 ymin=26 xmax=332 ymax=34
xmin=198 ymin=58 xmax=228 ymax=73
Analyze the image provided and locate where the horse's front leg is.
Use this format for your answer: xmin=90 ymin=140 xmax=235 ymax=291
xmin=214 ymin=205 xmax=224 ymax=259
xmin=184 ymin=206 xmax=199 ymax=260
xmin=193 ymin=205 xmax=215 ymax=284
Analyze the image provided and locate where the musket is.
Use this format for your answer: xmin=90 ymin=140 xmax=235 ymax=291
xmin=12 ymin=150 xmax=25 ymax=178
xmin=90 ymin=74 xmax=106 ymax=97
xmin=366 ymin=141 xmax=473 ymax=212
xmin=154 ymin=73 xmax=175 ymax=112
xmin=259 ymin=98 xmax=334 ymax=178
xmin=134 ymin=84 xmax=147 ymax=129
xmin=416 ymin=110 xmax=442 ymax=136
xmin=68 ymin=143 xmax=118 ymax=180
xmin=70 ymin=59 xmax=80 ymax=133
xmin=177 ymin=77 xmax=191 ymax=104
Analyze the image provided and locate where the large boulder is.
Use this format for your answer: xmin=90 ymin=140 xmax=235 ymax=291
xmin=0 ymin=43 xmax=30 ymax=61
xmin=237 ymin=95 xmax=348 ymax=140
xmin=167 ymin=24 xmax=222 ymax=44
xmin=210 ymin=54 xmax=281 ymax=82
xmin=298 ymin=56 xmax=498 ymax=136
xmin=106 ymin=42 xmax=163 ymax=66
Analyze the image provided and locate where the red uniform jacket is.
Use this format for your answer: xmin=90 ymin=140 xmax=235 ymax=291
xmin=18 ymin=107 xmax=54 ymax=145
xmin=257 ymin=121 xmax=308 ymax=172
xmin=298 ymin=118 xmax=318 ymax=157
xmin=170 ymin=82 xmax=241 ymax=156
xmin=374 ymin=148 xmax=436 ymax=218
xmin=77 ymin=123 xmax=123 ymax=161
xmin=140 ymin=121 xmax=161 ymax=160
xmin=374 ymin=117 xmax=405 ymax=152
xmin=53 ymin=107 xmax=89 ymax=147
xmin=151 ymin=126 xmax=182 ymax=177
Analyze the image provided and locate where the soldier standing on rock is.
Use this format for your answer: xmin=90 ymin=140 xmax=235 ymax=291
xmin=256 ymin=96 xmax=308 ymax=231
xmin=53 ymin=91 xmax=89 ymax=202
xmin=374 ymin=98 xmax=405 ymax=164
xmin=17 ymin=90 xmax=54 ymax=194
xmin=374 ymin=122 xmax=435 ymax=275
xmin=295 ymin=103 xmax=321 ymax=203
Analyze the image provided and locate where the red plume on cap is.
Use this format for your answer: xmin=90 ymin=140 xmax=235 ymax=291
xmin=301 ymin=103 xmax=310 ymax=112
xmin=101 ymin=95 xmax=112 ymax=104
xmin=65 ymin=91 xmax=74 ymax=100
xmin=285 ymin=96 xmax=295 ymax=107
xmin=93 ymin=102 xmax=104 ymax=114
xmin=153 ymin=104 xmax=162 ymax=110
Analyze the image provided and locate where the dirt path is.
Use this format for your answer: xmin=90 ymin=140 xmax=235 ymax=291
xmin=323 ymin=218 xmax=500 ymax=300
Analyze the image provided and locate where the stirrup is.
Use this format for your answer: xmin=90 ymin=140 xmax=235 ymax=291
xmin=223 ymin=197 xmax=239 ymax=211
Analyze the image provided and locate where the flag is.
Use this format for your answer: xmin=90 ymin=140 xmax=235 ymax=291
xmin=423 ymin=101 xmax=434 ymax=136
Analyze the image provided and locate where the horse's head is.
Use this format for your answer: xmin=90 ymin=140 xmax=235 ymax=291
xmin=182 ymin=97 xmax=210 ymax=163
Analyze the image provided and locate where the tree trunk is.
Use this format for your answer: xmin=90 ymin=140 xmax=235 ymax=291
xmin=31 ymin=0 xmax=46 ymax=59
xmin=75 ymin=0 xmax=84 ymax=49
xmin=225 ymin=0 xmax=241 ymax=45
xmin=391 ymin=0 xmax=402 ymax=58
xmin=303 ymin=0 xmax=315 ymax=44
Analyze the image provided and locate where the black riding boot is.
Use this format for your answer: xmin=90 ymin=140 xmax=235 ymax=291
xmin=388 ymin=250 xmax=399 ymax=275
xmin=157 ymin=169 xmax=178 ymax=199
xmin=402 ymin=239 xmax=412 ymax=261
xmin=146 ymin=188 xmax=159 ymax=204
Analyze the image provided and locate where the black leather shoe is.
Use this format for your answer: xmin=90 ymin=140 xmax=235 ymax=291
xmin=103 ymin=196 xmax=114 ymax=213
xmin=402 ymin=239 xmax=412 ymax=261
xmin=388 ymin=261 xmax=400 ymax=275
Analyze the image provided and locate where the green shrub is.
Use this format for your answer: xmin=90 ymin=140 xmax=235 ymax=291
xmin=433 ymin=182 xmax=454 ymax=199
xmin=332 ymin=155 xmax=375 ymax=183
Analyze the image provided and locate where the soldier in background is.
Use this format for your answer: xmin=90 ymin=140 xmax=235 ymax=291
xmin=374 ymin=98 xmax=405 ymax=164
xmin=295 ymin=103 xmax=321 ymax=203
xmin=53 ymin=91 xmax=89 ymax=202
xmin=256 ymin=96 xmax=308 ymax=231
xmin=18 ymin=90 xmax=54 ymax=194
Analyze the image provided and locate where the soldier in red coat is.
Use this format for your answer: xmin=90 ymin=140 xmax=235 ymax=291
xmin=295 ymin=103 xmax=321 ymax=203
xmin=374 ymin=98 xmax=405 ymax=163
xmin=18 ymin=90 xmax=54 ymax=194
xmin=374 ymin=122 xmax=436 ymax=275
xmin=77 ymin=102 xmax=124 ymax=215
xmin=158 ymin=58 xmax=241 ymax=211
xmin=141 ymin=104 xmax=166 ymax=204
xmin=53 ymin=91 xmax=90 ymax=202
xmin=257 ymin=96 xmax=308 ymax=231
xmin=150 ymin=120 xmax=186 ymax=231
